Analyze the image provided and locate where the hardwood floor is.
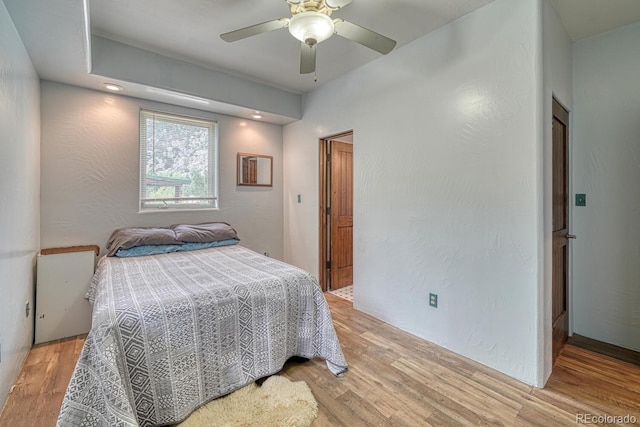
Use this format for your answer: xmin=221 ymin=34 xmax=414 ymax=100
xmin=0 ymin=334 xmax=85 ymax=427
xmin=2 ymin=293 xmax=639 ymax=426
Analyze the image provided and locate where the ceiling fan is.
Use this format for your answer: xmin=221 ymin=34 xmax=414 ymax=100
xmin=220 ymin=0 xmax=397 ymax=74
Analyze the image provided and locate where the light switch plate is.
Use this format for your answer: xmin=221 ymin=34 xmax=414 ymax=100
xmin=576 ymin=194 xmax=586 ymax=206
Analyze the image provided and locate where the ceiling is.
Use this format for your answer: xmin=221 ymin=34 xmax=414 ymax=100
xmin=88 ymin=0 xmax=494 ymax=94
xmin=549 ymin=0 xmax=640 ymax=41
xmin=4 ymin=0 xmax=640 ymax=123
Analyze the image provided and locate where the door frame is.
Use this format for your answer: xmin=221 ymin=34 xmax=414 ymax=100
xmin=319 ymin=130 xmax=353 ymax=292
xmin=551 ymin=97 xmax=572 ymax=365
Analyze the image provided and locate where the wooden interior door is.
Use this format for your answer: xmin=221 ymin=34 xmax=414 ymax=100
xmin=330 ymin=141 xmax=353 ymax=289
xmin=552 ymin=99 xmax=571 ymax=364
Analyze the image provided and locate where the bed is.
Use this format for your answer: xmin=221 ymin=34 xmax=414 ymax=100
xmin=57 ymin=224 xmax=347 ymax=427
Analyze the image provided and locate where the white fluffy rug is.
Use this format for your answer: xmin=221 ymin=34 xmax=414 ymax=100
xmin=177 ymin=375 xmax=318 ymax=427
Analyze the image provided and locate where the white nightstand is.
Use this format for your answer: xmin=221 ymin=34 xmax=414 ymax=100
xmin=35 ymin=245 xmax=99 ymax=344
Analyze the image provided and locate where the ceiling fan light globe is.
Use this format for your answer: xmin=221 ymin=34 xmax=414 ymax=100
xmin=289 ymin=11 xmax=335 ymax=45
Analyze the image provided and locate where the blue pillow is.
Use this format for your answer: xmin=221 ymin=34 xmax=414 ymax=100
xmin=178 ymin=239 xmax=240 ymax=252
xmin=115 ymin=239 xmax=239 ymax=257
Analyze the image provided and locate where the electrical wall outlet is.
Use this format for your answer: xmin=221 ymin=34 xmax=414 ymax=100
xmin=429 ymin=293 xmax=438 ymax=308
xmin=26 ymin=301 xmax=30 ymax=318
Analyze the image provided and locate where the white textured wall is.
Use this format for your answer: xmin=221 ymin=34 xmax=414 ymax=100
xmin=41 ymin=82 xmax=283 ymax=259
xmin=541 ymin=0 xmax=573 ymax=386
xmin=0 ymin=1 xmax=40 ymax=410
xmin=572 ymin=23 xmax=640 ymax=351
xmin=284 ymin=0 xmax=545 ymax=385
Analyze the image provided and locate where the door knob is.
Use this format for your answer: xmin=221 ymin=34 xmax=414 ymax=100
xmin=566 ymin=234 xmax=576 ymax=239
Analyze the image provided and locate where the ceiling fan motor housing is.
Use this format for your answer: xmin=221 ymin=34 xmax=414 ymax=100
xmin=289 ymin=11 xmax=335 ymax=46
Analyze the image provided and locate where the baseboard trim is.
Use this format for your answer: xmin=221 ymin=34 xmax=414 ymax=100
xmin=567 ymin=334 xmax=640 ymax=367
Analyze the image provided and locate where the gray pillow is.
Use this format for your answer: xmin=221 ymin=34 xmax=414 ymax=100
xmin=106 ymin=227 xmax=182 ymax=256
xmin=171 ymin=222 xmax=239 ymax=243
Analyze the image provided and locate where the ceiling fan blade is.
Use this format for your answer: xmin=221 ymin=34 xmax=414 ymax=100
xmin=220 ymin=18 xmax=289 ymax=42
xmin=334 ymin=19 xmax=397 ymax=55
xmin=325 ymin=0 xmax=352 ymax=9
xmin=300 ymin=42 xmax=316 ymax=74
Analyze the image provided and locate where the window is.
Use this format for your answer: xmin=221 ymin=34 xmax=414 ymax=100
xmin=139 ymin=110 xmax=218 ymax=210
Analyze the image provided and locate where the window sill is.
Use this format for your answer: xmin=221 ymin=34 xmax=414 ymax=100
xmin=137 ymin=207 xmax=220 ymax=214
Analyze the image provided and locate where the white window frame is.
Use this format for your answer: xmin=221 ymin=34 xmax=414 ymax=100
xmin=139 ymin=109 xmax=219 ymax=211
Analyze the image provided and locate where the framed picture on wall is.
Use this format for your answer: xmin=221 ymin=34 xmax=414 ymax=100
xmin=237 ymin=153 xmax=273 ymax=187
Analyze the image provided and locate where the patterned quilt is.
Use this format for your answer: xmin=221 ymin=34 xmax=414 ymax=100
xmin=57 ymin=245 xmax=347 ymax=426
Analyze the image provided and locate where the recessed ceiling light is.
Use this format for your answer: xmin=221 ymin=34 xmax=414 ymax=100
xmin=251 ymin=112 xmax=263 ymax=119
xmin=103 ymin=83 xmax=123 ymax=92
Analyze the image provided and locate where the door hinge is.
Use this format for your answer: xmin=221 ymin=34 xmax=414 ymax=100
xmin=326 ymin=207 xmax=331 ymax=215
xmin=326 ymin=261 xmax=331 ymax=269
